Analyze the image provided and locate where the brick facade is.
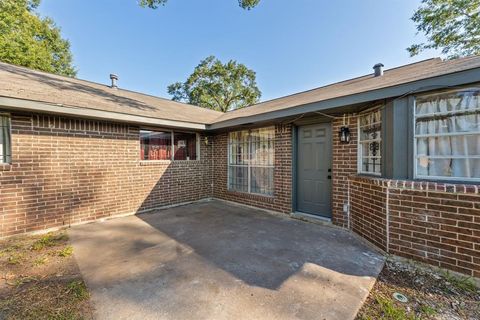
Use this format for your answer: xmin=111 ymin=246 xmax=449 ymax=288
xmin=0 ymin=113 xmax=212 ymax=237
xmin=1 ymin=112 xmax=478 ymax=278
xmin=349 ymin=176 xmax=480 ymax=278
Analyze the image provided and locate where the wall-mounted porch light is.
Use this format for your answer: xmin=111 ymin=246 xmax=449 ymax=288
xmin=339 ymin=126 xmax=351 ymax=143
xmin=338 ymin=114 xmax=351 ymax=143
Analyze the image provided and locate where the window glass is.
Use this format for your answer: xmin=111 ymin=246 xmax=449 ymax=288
xmin=415 ymin=89 xmax=480 ymax=180
xmin=0 ymin=115 xmax=11 ymax=164
xmin=140 ymin=130 xmax=172 ymax=160
xmin=173 ymin=132 xmax=197 ymax=160
xmin=358 ymin=109 xmax=382 ymax=175
xmin=228 ymin=127 xmax=275 ymax=196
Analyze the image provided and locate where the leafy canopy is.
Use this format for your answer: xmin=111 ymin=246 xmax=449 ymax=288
xmin=139 ymin=0 xmax=260 ymax=10
xmin=408 ymin=0 xmax=480 ymax=58
xmin=168 ymin=56 xmax=261 ymax=112
xmin=0 ymin=0 xmax=76 ymax=76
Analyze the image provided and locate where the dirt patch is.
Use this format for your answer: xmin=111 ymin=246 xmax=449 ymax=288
xmin=0 ymin=230 xmax=93 ymax=319
xmin=357 ymin=259 xmax=480 ymax=320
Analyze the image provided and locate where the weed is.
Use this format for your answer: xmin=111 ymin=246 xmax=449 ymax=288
xmin=33 ymin=256 xmax=48 ymax=266
xmin=7 ymin=252 xmax=24 ymax=265
xmin=442 ymin=270 xmax=478 ymax=293
xmin=67 ymin=280 xmax=89 ymax=300
xmin=419 ymin=304 xmax=437 ymax=317
xmin=58 ymin=246 xmax=73 ymax=257
xmin=14 ymin=276 xmax=37 ymax=287
xmin=375 ymin=296 xmax=417 ymax=320
xmin=31 ymin=233 xmax=66 ymax=251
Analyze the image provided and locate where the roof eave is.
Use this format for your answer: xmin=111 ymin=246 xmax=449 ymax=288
xmin=0 ymin=96 xmax=208 ymax=130
xmin=207 ymin=67 xmax=480 ymax=130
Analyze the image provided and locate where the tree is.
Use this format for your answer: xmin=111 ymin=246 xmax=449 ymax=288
xmin=0 ymin=0 xmax=76 ymax=77
xmin=139 ymin=0 xmax=260 ymax=10
xmin=408 ymin=0 xmax=480 ymax=59
xmin=168 ymin=56 xmax=261 ymax=112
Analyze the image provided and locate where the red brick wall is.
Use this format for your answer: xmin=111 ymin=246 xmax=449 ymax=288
xmin=331 ymin=117 xmax=358 ymax=227
xmin=212 ymin=124 xmax=292 ymax=213
xmin=349 ymin=177 xmax=388 ymax=251
xmin=0 ymin=113 xmax=212 ymax=237
xmin=348 ymin=176 xmax=480 ymax=278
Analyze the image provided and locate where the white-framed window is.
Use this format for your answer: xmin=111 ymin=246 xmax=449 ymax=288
xmin=0 ymin=114 xmax=11 ymax=164
xmin=140 ymin=129 xmax=199 ymax=161
xmin=228 ymin=127 xmax=275 ymax=196
xmin=358 ymin=109 xmax=382 ymax=175
xmin=414 ymin=88 xmax=480 ymax=181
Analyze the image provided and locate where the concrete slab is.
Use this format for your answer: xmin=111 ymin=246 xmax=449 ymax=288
xmin=69 ymin=200 xmax=385 ymax=320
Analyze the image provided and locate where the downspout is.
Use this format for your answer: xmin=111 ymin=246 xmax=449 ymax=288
xmin=347 ymin=179 xmax=351 ymax=230
xmin=385 ymin=182 xmax=390 ymax=253
xmin=211 ymin=136 xmax=215 ymax=198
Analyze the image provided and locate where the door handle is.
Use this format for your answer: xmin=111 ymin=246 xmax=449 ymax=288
xmin=327 ymin=175 xmax=332 ymax=179
xmin=328 ymin=168 xmax=332 ymax=172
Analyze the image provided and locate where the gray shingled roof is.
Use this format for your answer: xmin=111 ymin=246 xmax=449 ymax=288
xmin=0 ymin=62 xmax=223 ymax=125
xmin=1 ymin=56 xmax=480 ymax=127
xmin=213 ymin=56 xmax=480 ymax=124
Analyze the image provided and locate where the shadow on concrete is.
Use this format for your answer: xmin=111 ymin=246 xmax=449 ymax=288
xmin=71 ymin=200 xmax=384 ymax=291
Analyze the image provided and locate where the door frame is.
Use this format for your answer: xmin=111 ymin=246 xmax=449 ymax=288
xmin=292 ymin=121 xmax=333 ymax=217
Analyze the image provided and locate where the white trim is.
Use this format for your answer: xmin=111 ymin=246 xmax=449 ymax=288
xmin=357 ymin=110 xmax=382 ymax=175
xmin=415 ymin=131 xmax=480 ymax=138
xmin=0 ymin=96 xmax=207 ymax=130
xmin=415 ymin=107 xmax=480 ymax=119
xmin=227 ymin=127 xmax=275 ymax=196
xmin=413 ymin=90 xmax=480 ymax=182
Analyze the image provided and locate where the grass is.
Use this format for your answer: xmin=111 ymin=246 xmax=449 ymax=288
xmin=31 ymin=233 xmax=69 ymax=251
xmin=67 ymin=280 xmax=90 ymax=300
xmin=33 ymin=256 xmax=48 ymax=266
xmin=441 ymin=270 xmax=478 ymax=293
xmin=356 ymin=259 xmax=480 ymax=320
xmin=58 ymin=245 xmax=74 ymax=257
xmin=7 ymin=252 xmax=25 ymax=265
xmin=419 ymin=305 xmax=437 ymax=317
xmin=374 ymin=296 xmax=417 ymax=320
xmin=0 ymin=231 xmax=93 ymax=320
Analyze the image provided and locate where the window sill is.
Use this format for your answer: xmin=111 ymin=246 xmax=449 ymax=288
xmin=139 ymin=159 xmax=202 ymax=166
xmin=226 ymin=189 xmax=275 ymax=200
xmin=350 ymin=175 xmax=479 ymax=194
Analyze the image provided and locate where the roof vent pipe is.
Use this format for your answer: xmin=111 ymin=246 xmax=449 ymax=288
xmin=373 ymin=63 xmax=384 ymax=77
xmin=110 ymin=74 xmax=118 ymax=88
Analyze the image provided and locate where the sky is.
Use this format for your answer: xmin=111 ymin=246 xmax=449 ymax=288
xmin=37 ymin=0 xmax=438 ymax=102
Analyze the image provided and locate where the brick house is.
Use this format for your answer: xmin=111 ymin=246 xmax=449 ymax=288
xmin=1 ymin=57 xmax=479 ymax=278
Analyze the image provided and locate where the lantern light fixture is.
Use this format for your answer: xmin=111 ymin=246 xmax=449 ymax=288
xmin=338 ymin=114 xmax=351 ymax=144
xmin=339 ymin=126 xmax=351 ymax=143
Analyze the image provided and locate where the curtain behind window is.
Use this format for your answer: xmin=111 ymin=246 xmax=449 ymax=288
xmin=415 ymin=90 xmax=480 ymax=179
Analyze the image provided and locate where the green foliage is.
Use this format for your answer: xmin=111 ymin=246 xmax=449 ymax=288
xmin=31 ymin=232 xmax=68 ymax=251
xmin=442 ymin=270 xmax=478 ymax=293
xmin=67 ymin=280 xmax=89 ymax=300
xmin=0 ymin=0 xmax=76 ymax=76
xmin=139 ymin=0 xmax=260 ymax=9
xmin=58 ymin=245 xmax=73 ymax=257
xmin=168 ymin=56 xmax=261 ymax=112
xmin=408 ymin=0 xmax=480 ymax=58
xmin=375 ymin=296 xmax=417 ymax=320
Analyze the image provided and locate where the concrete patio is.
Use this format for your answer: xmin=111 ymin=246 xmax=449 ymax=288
xmin=69 ymin=200 xmax=385 ymax=320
